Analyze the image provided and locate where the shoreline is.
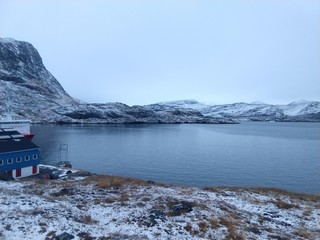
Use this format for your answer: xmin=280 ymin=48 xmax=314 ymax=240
xmin=1 ymin=165 xmax=319 ymax=239
xmin=40 ymin=164 xmax=320 ymax=196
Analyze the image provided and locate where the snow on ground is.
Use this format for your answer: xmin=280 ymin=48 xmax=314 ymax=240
xmin=0 ymin=170 xmax=319 ymax=240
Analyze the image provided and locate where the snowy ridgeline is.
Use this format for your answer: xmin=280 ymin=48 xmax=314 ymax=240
xmin=1 ymin=38 xmax=320 ymax=123
xmin=0 ymin=167 xmax=319 ymax=240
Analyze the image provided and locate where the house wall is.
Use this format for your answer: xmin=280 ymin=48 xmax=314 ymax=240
xmin=0 ymin=149 xmax=40 ymax=178
xmin=9 ymin=165 xmax=39 ymax=179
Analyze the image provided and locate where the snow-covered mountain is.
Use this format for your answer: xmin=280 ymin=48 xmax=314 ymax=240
xmin=0 ymin=38 xmax=319 ymax=123
xmin=0 ymin=38 xmax=234 ymax=123
xmin=0 ymin=38 xmax=78 ymax=121
xmin=154 ymin=100 xmax=320 ymax=122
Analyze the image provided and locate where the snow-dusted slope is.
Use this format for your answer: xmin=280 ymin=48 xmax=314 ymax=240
xmin=280 ymin=100 xmax=320 ymax=116
xmin=0 ymin=38 xmax=75 ymax=104
xmin=0 ymin=38 xmax=78 ymax=121
xmin=154 ymin=100 xmax=320 ymax=122
xmin=0 ymin=38 xmax=319 ymax=123
xmin=0 ymin=38 xmax=234 ymax=124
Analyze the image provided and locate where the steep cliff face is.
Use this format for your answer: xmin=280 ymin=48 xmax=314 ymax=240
xmin=0 ymin=38 xmax=76 ymax=102
xmin=0 ymin=38 xmax=78 ymax=121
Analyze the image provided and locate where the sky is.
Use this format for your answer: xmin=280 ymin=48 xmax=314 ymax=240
xmin=0 ymin=0 xmax=319 ymax=105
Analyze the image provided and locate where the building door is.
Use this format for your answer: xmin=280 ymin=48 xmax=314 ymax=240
xmin=16 ymin=168 xmax=21 ymax=178
xmin=32 ymin=165 xmax=37 ymax=174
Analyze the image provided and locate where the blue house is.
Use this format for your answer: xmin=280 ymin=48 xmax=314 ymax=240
xmin=0 ymin=128 xmax=40 ymax=179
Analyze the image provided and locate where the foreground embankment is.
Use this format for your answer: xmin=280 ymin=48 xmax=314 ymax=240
xmin=0 ymin=166 xmax=319 ymax=240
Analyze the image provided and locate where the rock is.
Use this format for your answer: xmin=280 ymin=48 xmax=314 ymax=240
xmin=169 ymin=201 xmax=193 ymax=216
xmin=59 ymin=188 xmax=71 ymax=195
xmin=49 ymin=172 xmax=60 ymax=180
xmin=263 ymin=211 xmax=280 ymax=218
xmin=247 ymin=227 xmax=261 ymax=235
xmin=149 ymin=209 xmax=166 ymax=226
xmin=52 ymin=188 xmax=72 ymax=197
xmin=267 ymin=235 xmax=290 ymax=240
xmin=55 ymin=232 xmax=74 ymax=240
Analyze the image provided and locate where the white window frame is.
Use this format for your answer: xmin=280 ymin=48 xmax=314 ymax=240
xmin=25 ymin=155 xmax=30 ymax=161
xmin=16 ymin=156 xmax=22 ymax=163
xmin=7 ymin=158 xmax=13 ymax=164
xmin=32 ymin=154 xmax=38 ymax=160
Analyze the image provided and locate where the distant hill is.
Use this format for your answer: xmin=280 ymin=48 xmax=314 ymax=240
xmin=0 ymin=38 xmax=319 ymax=123
xmin=155 ymin=100 xmax=320 ymax=122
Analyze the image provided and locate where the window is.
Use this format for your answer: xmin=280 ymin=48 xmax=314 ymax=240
xmin=0 ymin=160 xmax=3 ymax=166
xmin=25 ymin=156 xmax=30 ymax=161
xmin=16 ymin=157 xmax=22 ymax=163
xmin=32 ymin=154 xmax=38 ymax=160
xmin=7 ymin=158 xmax=13 ymax=164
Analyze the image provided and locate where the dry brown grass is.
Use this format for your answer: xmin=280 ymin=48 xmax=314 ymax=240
xmin=225 ymin=229 xmax=245 ymax=240
xmin=220 ymin=216 xmax=235 ymax=229
xmin=198 ymin=221 xmax=207 ymax=233
xmin=209 ymin=218 xmax=219 ymax=229
xmin=96 ymin=176 xmax=121 ymax=188
xmin=295 ymin=227 xmax=312 ymax=239
xmin=273 ymin=199 xmax=299 ymax=209
xmin=86 ymin=175 xmax=147 ymax=189
xmin=219 ymin=216 xmax=244 ymax=240
xmin=76 ymin=215 xmax=97 ymax=225
xmin=302 ymin=207 xmax=313 ymax=219
xmin=119 ymin=193 xmax=129 ymax=203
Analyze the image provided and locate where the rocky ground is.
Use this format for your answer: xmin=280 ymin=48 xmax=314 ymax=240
xmin=0 ymin=166 xmax=319 ymax=240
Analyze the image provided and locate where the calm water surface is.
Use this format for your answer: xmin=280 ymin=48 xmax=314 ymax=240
xmin=32 ymin=122 xmax=320 ymax=193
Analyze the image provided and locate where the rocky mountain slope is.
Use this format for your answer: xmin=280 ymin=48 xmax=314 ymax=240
xmin=0 ymin=38 xmax=319 ymax=123
xmin=0 ymin=38 xmax=234 ymax=124
xmin=156 ymin=100 xmax=320 ymax=122
xmin=0 ymin=38 xmax=78 ymax=122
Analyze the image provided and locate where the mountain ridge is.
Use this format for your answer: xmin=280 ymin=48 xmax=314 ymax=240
xmin=0 ymin=38 xmax=319 ymax=123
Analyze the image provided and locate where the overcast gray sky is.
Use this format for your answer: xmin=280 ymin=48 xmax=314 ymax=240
xmin=1 ymin=0 xmax=319 ymax=105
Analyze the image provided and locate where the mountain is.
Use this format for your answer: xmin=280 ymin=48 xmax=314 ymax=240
xmin=155 ymin=100 xmax=320 ymax=122
xmin=0 ymin=38 xmax=233 ymax=124
xmin=0 ymin=38 xmax=78 ymax=122
xmin=0 ymin=38 xmax=319 ymax=123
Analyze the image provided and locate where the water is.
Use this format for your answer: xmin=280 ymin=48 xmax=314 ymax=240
xmin=32 ymin=122 xmax=320 ymax=194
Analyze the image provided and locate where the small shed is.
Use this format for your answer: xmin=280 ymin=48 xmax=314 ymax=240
xmin=0 ymin=128 xmax=40 ymax=179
